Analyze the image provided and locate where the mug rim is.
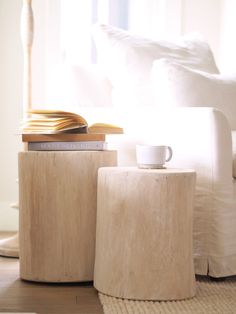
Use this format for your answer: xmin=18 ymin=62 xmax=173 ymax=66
xmin=136 ymin=144 xmax=169 ymax=148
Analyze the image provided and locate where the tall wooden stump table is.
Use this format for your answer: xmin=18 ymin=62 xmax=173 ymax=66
xmin=18 ymin=150 xmax=117 ymax=283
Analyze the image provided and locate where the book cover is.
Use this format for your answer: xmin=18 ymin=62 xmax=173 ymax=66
xmin=88 ymin=123 xmax=123 ymax=134
xmin=28 ymin=141 xmax=108 ymax=151
xmin=22 ymin=133 xmax=106 ymax=143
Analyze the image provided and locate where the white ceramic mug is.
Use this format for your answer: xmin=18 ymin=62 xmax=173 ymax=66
xmin=136 ymin=144 xmax=173 ymax=169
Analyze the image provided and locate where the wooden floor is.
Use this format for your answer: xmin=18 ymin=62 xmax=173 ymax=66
xmin=0 ymin=233 xmax=103 ymax=314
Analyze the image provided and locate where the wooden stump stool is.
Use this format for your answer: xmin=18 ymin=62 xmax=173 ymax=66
xmin=94 ymin=167 xmax=196 ymax=300
xmin=18 ymin=151 xmax=117 ymax=283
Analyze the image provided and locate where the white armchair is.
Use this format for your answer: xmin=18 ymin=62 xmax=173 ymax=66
xmin=169 ymin=108 xmax=236 ymax=278
xmin=52 ymin=24 xmax=236 ymax=278
xmin=129 ymin=107 xmax=236 ymax=278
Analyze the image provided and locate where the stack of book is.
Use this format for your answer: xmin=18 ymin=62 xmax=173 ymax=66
xmin=21 ymin=109 xmax=123 ymax=151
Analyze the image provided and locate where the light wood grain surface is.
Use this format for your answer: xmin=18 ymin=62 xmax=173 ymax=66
xmin=94 ymin=167 xmax=196 ymax=300
xmin=18 ymin=151 xmax=117 ymax=283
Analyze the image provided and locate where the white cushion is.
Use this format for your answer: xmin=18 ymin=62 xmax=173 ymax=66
xmin=46 ymin=64 xmax=113 ymax=109
xmin=66 ymin=64 xmax=113 ymax=108
xmin=151 ymin=59 xmax=236 ymax=130
xmin=92 ymin=24 xmax=219 ymax=108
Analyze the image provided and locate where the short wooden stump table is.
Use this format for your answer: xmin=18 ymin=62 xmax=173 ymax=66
xmin=18 ymin=151 xmax=117 ymax=283
xmin=94 ymin=167 xmax=196 ymax=300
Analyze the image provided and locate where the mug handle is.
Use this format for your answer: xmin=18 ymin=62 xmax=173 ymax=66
xmin=166 ymin=146 xmax=173 ymax=162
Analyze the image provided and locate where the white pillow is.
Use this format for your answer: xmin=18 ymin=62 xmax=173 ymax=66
xmin=151 ymin=58 xmax=236 ymax=130
xmin=46 ymin=64 xmax=113 ymax=109
xmin=92 ymin=24 xmax=219 ymax=108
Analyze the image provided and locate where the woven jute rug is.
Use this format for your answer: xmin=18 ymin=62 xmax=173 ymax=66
xmin=99 ymin=276 xmax=236 ymax=314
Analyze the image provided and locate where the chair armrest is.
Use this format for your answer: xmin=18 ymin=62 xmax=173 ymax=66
xmin=108 ymin=107 xmax=233 ymax=183
xmin=162 ymin=107 xmax=233 ymax=183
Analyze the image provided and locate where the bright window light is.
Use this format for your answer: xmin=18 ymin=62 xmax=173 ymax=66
xmin=61 ymin=0 xmax=93 ymax=64
xmin=60 ymin=0 xmax=130 ymax=65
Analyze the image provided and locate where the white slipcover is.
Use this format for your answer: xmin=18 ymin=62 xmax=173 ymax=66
xmin=59 ymin=23 xmax=236 ymax=277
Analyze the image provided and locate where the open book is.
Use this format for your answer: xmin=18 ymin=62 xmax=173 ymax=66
xmin=21 ymin=109 xmax=123 ymax=135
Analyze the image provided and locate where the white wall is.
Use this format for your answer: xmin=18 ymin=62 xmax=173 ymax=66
xmin=181 ymin=0 xmax=222 ymax=68
xmin=0 ymin=0 xmax=235 ymax=231
xmin=219 ymin=0 xmax=236 ymax=74
xmin=0 ymin=0 xmax=23 ymax=230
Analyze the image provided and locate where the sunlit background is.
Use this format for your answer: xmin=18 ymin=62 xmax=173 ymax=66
xmin=0 ymin=0 xmax=236 ymax=230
